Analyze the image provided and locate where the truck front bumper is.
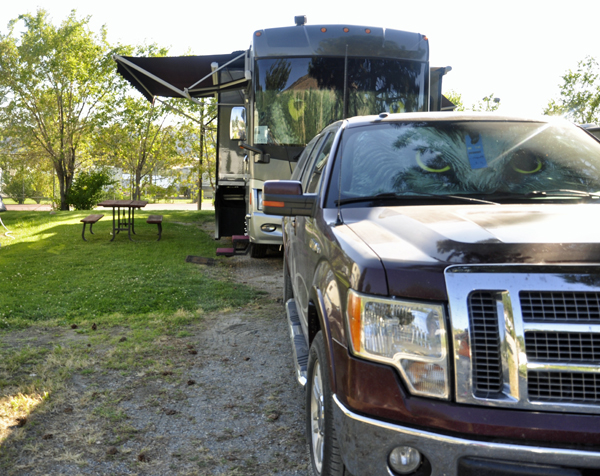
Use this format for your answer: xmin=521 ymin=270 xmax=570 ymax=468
xmin=333 ymin=395 xmax=600 ymax=476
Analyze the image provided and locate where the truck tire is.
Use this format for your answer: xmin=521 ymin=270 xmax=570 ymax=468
xmin=306 ymin=331 xmax=346 ymax=476
xmin=283 ymin=253 xmax=293 ymax=304
xmin=250 ymin=243 xmax=268 ymax=258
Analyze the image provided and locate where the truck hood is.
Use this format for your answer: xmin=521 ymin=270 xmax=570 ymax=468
xmin=342 ymin=204 xmax=600 ymax=299
xmin=345 ymin=204 xmax=600 ymax=263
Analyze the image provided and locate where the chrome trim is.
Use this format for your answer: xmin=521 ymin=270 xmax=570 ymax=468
xmin=528 ymin=362 xmax=600 ymax=373
xmin=524 ymin=323 xmax=600 ymax=333
xmin=445 ymin=265 xmax=600 ymax=415
xmin=498 ymin=291 xmax=520 ymax=401
xmin=332 ymin=395 xmax=600 ymax=476
xmin=285 ymin=299 xmax=308 ymax=386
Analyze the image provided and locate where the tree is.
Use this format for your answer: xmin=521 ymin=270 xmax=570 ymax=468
xmin=174 ymin=99 xmax=218 ymax=206
xmin=0 ymin=137 xmax=53 ymax=203
xmin=445 ymin=91 xmax=466 ymax=111
xmin=472 ymin=94 xmax=501 ymax=112
xmin=90 ymin=44 xmax=196 ymax=202
xmin=544 ymin=56 xmax=600 ymax=124
xmin=445 ymin=91 xmax=500 ymax=112
xmin=94 ymin=94 xmax=179 ymax=201
xmin=0 ymin=10 xmax=121 ymax=210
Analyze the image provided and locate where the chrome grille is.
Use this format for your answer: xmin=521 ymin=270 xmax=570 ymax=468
xmin=468 ymin=292 xmax=503 ymax=397
xmin=526 ymin=332 xmax=600 ymax=362
xmin=528 ymin=371 xmax=600 ymax=403
xmin=520 ymin=291 xmax=600 ymax=322
xmin=446 ymin=267 xmax=600 ymax=415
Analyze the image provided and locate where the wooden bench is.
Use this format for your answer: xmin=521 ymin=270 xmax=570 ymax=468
xmin=80 ymin=214 xmax=104 ymax=241
xmin=147 ymin=215 xmax=163 ymax=241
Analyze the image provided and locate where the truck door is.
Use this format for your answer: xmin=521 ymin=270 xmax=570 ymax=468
xmin=293 ymin=129 xmax=338 ymax=326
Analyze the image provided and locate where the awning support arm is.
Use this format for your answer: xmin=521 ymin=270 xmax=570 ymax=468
xmin=114 ymin=55 xmax=204 ymax=106
xmin=186 ymin=52 xmax=246 ymax=92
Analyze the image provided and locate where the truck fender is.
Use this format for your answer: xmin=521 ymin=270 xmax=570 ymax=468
xmin=312 ymin=286 xmax=337 ymax=394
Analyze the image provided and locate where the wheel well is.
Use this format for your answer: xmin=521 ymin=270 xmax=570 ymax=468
xmin=307 ymin=301 xmax=321 ymax=346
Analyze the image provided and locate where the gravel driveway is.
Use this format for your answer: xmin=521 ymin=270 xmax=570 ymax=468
xmin=1 ymin=250 xmax=310 ymax=475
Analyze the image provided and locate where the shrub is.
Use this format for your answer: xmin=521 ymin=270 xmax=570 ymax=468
xmin=69 ymin=169 xmax=115 ymax=210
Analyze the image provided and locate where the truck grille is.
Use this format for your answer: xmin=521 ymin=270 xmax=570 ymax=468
xmin=525 ymin=332 xmax=600 ymax=362
xmin=528 ymin=371 xmax=600 ymax=403
xmin=520 ymin=291 xmax=600 ymax=322
xmin=468 ymin=292 xmax=503 ymax=397
xmin=447 ymin=267 xmax=600 ymax=415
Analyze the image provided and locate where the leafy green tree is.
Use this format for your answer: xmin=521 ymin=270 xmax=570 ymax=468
xmin=445 ymin=91 xmax=466 ymax=111
xmin=91 ymin=45 xmax=191 ymax=201
xmin=0 ymin=137 xmax=53 ymax=203
xmin=445 ymin=91 xmax=500 ymax=112
xmin=3 ymin=167 xmax=35 ymax=204
xmin=94 ymin=96 xmax=178 ymax=200
xmin=472 ymin=94 xmax=501 ymax=112
xmin=174 ymin=99 xmax=218 ymax=206
xmin=0 ymin=9 xmax=121 ymax=210
xmin=544 ymin=56 xmax=600 ymax=124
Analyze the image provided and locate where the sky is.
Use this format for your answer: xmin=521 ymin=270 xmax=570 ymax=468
xmin=1 ymin=0 xmax=600 ymax=118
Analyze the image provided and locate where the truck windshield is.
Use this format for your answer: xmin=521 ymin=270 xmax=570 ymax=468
xmin=330 ymin=120 xmax=600 ymax=205
xmin=254 ymin=57 xmax=426 ymax=146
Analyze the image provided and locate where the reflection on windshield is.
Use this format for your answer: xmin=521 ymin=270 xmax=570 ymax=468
xmin=336 ymin=121 xmax=600 ymax=202
xmin=255 ymin=57 xmax=426 ymax=146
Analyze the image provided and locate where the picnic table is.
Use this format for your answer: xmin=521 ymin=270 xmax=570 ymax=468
xmin=97 ymin=200 xmax=148 ymax=241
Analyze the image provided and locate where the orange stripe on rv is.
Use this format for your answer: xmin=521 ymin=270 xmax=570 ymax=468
xmin=263 ymin=200 xmax=285 ymax=208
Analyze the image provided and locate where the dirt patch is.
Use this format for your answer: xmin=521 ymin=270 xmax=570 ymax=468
xmin=0 ymin=245 xmax=310 ymax=475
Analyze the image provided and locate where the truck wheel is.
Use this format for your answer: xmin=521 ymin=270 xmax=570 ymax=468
xmin=283 ymin=253 xmax=293 ymax=304
xmin=306 ymin=332 xmax=346 ymax=476
xmin=250 ymin=243 xmax=267 ymax=258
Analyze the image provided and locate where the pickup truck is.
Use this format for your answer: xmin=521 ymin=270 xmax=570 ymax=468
xmin=263 ymin=112 xmax=600 ymax=476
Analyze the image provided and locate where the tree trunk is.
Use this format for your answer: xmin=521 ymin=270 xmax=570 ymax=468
xmin=54 ymin=154 xmax=75 ymax=210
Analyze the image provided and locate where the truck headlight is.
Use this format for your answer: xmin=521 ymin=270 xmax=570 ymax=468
xmin=347 ymin=289 xmax=449 ymax=399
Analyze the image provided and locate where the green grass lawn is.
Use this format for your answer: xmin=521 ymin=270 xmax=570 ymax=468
xmin=1 ymin=198 xmax=53 ymax=205
xmin=0 ymin=210 xmax=256 ymax=331
xmin=1 ymin=197 xmax=212 ymax=206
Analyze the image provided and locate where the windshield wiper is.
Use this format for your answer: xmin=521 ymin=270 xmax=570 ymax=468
xmin=456 ymin=190 xmax=600 ymax=203
xmin=524 ymin=189 xmax=600 ymax=200
xmin=336 ymin=192 xmax=499 ymax=206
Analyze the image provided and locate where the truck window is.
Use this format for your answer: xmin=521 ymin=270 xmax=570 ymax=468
xmin=299 ymin=133 xmax=329 ymax=191
xmin=332 ymin=120 xmax=600 ymax=203
xmin=291 ymin=134 xmax=322 ymax=182
xmin=305 ymin=132 xmax=337 ymax=194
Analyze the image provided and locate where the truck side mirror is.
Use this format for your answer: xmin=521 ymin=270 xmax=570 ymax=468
xmin=263 ymin=180 xmax=316 ymax=217
xmin=230 ymin=107 xmax=246 ymax=141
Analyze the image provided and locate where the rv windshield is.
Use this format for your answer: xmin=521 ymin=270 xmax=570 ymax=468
xmin=254 ymin=57 xmax=426 ymax=147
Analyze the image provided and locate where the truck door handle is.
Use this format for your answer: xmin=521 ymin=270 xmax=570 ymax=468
xmin=309 ymin=239 xmax=321 ymax=254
